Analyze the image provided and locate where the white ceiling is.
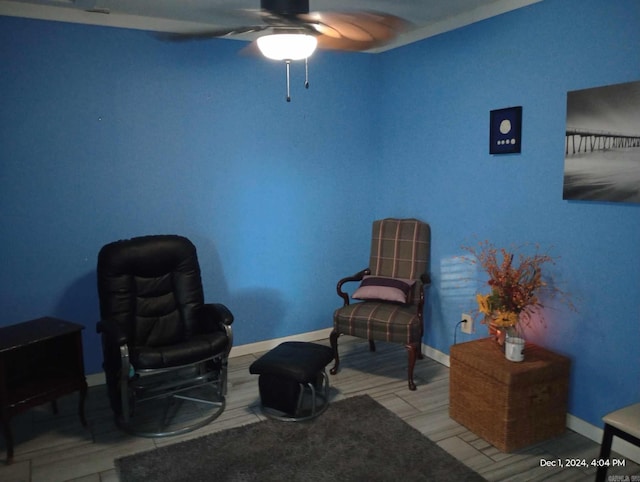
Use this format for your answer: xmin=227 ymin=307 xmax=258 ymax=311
xmin=0 ymin=0 xmax=542 ymax=51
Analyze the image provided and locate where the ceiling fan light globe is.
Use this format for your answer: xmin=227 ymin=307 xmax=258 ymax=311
xmin=257 ymin=34 xmax=317 ymax=61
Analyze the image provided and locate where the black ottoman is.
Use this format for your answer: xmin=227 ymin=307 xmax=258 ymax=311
xmin=249 ymin=341 xmax=334 ymax=421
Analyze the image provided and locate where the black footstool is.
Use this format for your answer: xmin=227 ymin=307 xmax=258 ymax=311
xmin=249 ymin=341 xmax=334 ymax=421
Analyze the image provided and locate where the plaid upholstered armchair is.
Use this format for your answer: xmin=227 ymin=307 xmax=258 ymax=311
xmin=330 ymin=218 xmax=431 ymax=391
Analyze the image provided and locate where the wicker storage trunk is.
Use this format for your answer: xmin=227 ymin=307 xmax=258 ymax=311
xmin=449 ymin=337 xmax=570 ymax=452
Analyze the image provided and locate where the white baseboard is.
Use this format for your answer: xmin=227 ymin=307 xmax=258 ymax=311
xmin=86 ymin=334 xmax=638 ymax=464
xmin=422 ymin=342 xmax=450 ymax=367
xmin=229 ymin=327 xmax=334 ymax=358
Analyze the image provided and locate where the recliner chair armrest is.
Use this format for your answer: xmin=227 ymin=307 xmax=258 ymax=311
xmin=336 ymin=268 xmax=371 ymax=305
xmin=96 ymin=319 xmax=127 ymax=346
xmin=198 ymin=304 xmax=234 ymax=351
xmin=200 ymin=303 xmax=234 ymax=327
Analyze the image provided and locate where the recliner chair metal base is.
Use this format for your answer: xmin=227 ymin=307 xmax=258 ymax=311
xmin=116 ymin=356 xmax=228 ymax=438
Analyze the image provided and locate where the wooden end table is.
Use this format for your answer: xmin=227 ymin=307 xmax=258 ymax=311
xmin=0 ymin=317 xmax=88 ymax=463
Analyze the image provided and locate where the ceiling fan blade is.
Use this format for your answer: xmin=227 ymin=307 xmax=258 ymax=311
xmin=154 ymin=5 xmax=409 ymax=54
xmin=158 ymin=25 xmax=269 ymax=42
xmin=315 ymin=34 xmax=382 ymax=52
xmin=301 ymin=11 xmax=410 ymax=44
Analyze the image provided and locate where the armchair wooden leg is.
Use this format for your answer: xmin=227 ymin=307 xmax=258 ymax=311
xmin=406 ymin=343 xmax=419 ymax=391
xmin=329 ymin=330 xmax=340 ymax=375
xmin=369 ymin=340 xmax=376 ymax=352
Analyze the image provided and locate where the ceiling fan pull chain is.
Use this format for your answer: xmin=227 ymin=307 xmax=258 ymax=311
xmin=305 ymin=57 xmax=310 ymax=89
xmin=285 ymin=60 xmax=291 ymax=102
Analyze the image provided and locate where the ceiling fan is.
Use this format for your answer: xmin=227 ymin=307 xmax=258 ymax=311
xmin=161 ymin=0 xmax=409 ymax=101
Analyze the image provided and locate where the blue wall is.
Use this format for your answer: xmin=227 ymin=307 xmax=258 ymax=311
xmin=1 ymin=0 xmax=638 ymax=428
xmin=377 ymin=0 xmax=640 ymax=426
xmin=0 ymin=17 xmax=378 ymax=377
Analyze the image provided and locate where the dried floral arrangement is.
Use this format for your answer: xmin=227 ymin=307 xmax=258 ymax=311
xmin=462 ymin=240 xmax=575 ymax=333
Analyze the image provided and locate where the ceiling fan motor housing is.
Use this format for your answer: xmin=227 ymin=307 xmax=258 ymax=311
xmin=261 ymin=0 xmax=310 ymax=16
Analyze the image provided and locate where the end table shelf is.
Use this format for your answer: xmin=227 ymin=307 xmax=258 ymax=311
xmin=0 ymin=317 xmax=88 ymax=463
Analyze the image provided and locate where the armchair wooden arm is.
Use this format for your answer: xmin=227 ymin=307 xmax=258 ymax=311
xmin=336 ymin=268 xmax=371 ymax=305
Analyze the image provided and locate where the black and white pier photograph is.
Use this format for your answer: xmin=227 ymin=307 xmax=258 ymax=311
xmin=563 ymin=80 xmax=640 ymax=204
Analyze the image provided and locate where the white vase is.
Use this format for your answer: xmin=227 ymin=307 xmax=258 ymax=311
xmin=505 ymin=336 xmax=525 ymax=362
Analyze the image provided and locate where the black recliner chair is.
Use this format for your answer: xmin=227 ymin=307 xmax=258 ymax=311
xmin=96 ymin=235 xmax=233 ymax=437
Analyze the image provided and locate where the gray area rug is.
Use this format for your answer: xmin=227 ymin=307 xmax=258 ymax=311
xmin=116 ymin=394 xmax=485 ymax=481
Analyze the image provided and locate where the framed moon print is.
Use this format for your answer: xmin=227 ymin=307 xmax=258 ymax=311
xmin=490 ymin=106 xmax=522 ymax=154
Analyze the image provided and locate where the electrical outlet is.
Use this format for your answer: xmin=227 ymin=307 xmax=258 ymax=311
xmin=461 ymin=313 xmax=474 ymax=334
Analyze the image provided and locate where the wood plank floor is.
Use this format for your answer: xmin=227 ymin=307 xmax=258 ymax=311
xmin=1 ymin=336 xmax=638 ymax=482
